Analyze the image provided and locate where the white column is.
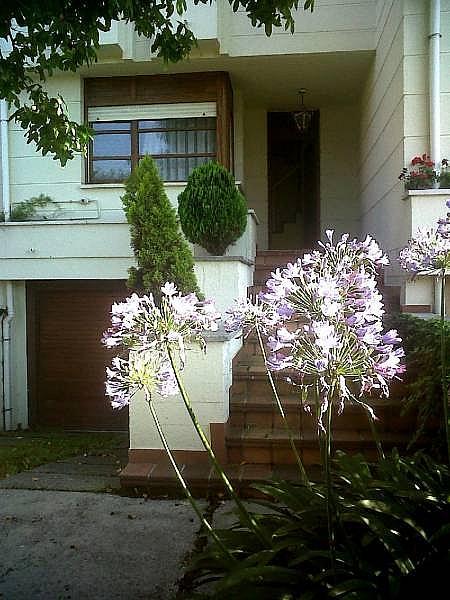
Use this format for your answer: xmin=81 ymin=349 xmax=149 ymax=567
xmin=429 ymin=0 xmax=441 ymax=165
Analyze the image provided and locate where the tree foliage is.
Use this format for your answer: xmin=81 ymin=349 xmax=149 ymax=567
xmin=0 ymin=0 xmax=314 ymax=164
xmin=122 ymin=155 xmax=200 ymax=300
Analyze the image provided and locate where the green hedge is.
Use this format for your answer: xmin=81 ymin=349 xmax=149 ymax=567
xmin=384 ymin=313 xmax=450 ymax=455
xmin=178 ymin=162 xmax=247 ymax=256
xmin=122 ymin=156 xmax=200 ymax=300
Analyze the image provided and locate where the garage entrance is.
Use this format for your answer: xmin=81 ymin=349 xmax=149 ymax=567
xmin=27 ymin=281 xmax=129 ymax=430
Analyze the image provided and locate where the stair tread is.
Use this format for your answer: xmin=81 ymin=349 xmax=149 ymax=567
xmin=230 ymin=393 xmax=405 ymax=410
xmin=226 ymin=426 xmax=410 ymax=444
xmin=221 ymin=249 xmax=404 ymax=473
xmin=121 ymin=461 xmax=322 ymax=495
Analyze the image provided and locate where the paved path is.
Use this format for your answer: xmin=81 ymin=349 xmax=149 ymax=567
xmin=0 ymin=490 xmax=199 ymax=599
xmin=0 ymin=445 xmax=202 ymax=599
xmin=0 ymin=452 xmax=126 ymax=493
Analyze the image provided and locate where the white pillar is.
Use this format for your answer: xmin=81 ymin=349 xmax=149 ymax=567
xmin=429 ymin=0 xmax=441 ymax=165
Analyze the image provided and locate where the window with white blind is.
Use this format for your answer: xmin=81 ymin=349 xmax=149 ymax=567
xmin=87 ymin=103 xmax=217 ymax=183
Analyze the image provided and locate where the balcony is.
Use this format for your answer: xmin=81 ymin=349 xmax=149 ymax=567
xmin=98 ymin=20 xmax=135 ymax=59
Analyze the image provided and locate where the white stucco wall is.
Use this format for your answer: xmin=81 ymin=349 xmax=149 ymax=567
xmin=220 ymin=0 xmax=377 ymax=57
xmin=243 ymin=107 xmax=268 ymax=249
xmin=129 ymin=335 xmax=241 ymax=451
xmin=360 ymin=0 xmax=450 ymax=312
xmin=403 ymin=0 xmax=450 ymax=162
xmin=194 ymin=258 xmax=253 ymax=313
xmin=9 ymin=75 xmax=86 ymax=209
xmin=442 ymin=0 xmax=450 ymax=158
xmin=0 ymin=282 xmax=28 ymax=430
xmin=360 ymin=0 xmax=405 ymax=271
xmin=102 ymin=1 xmax=378 ymax=62
xmin=0 ymin=122 xmax=3 ymax=207
xmin=320 ymin=105 xmax=360 ymax=238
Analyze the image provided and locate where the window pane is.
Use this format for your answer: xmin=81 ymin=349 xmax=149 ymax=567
xmin=139 ymin=117 xmax=216 ymax=131
xmin=139 ymin=119 xmax=169 ymax=130
xmin=153 ymin=156 xmax=214 ymax=181
xmin=185 ymin=129 xmax=216 ymax=153
xmin=139 ymin=132 xmax=170 ymax=154
xmin=92 ymin=121 xmax=131 ymax=131
xmin=93 ymin=133 xmax=131 ymax=157
xmin=140 ymin=130 xmax=216 ymax=156
xmin=91 ymin=160 xmax=131 ymax=182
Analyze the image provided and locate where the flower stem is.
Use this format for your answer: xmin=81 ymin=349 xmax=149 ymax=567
xmin=255 ymin=324 xmax=310 ymax=486
xmin=166 ymin=344 xmax=271 ymax=547
xmin=439 ymin=271 xmax=450 ymax=465
xmin=314 ymin=381 xmax=326 ymax=466
xmin=367 ymin=412 xmax=385 ymax=461
xmin=145 ymin=391 xmax=234 ymax=561
xmin=324 ymin=398 xmax=336 ymax=577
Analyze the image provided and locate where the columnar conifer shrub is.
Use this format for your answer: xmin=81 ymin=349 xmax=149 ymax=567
xmin=178 ymin=162 xmax=247 ymax=255
xmin=122 ymin=156 xmax=200 ymax=300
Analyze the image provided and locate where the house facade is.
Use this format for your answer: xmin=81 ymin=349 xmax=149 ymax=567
xmin=0 ymin=1 xmax=449 ymax=457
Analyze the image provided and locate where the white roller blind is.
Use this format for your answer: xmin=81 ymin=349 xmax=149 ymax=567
xmin=88 ymin=102 xmax=216 ymax=122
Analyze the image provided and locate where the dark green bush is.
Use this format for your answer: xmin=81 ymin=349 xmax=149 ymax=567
xmin=122 ymin=156 xmax=200 ymax=300
xmin=384 ymin=313 xmax=450 ymax=456
xmin=178 ymin=162 xmax=247 ymax=255
xmin=187 ymin=451 xmax=450 ymax=599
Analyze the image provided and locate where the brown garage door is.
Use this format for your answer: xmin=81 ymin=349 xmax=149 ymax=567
xmin=27 ymin=281 xmax=130 ymax=430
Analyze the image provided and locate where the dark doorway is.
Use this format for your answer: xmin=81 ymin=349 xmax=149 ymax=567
xmin=267 ymin=111 xmax=320 ymax=249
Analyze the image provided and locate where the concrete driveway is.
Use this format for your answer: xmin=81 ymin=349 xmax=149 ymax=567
xmin=0 ymin=489 xmax=199 ymax=599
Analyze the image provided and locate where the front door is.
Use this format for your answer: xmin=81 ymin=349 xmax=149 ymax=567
xmin=267 ymin=111 xmax=320 ymax=250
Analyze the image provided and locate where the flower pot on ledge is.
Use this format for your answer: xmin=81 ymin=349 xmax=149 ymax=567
xmin=405 ymin=178 xmax=436 ymax=191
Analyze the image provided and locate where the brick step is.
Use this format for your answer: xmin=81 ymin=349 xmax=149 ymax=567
xmin=230 ymin=375 xmax=411 ymax=407
xmin=226 ymin=426 xmax=411 ymax=466
xmin=231 ymin=371 xmax=301 ymax=396
xmin=248 ymin=284 xmax=265 ymax=297
xmin=120 ymin=460 xmax=321 ymax=497
xmin=228 ymin=394 xmax=414 ymax=432
xmin=255 ymin=250 xmax=307 ymax=268
xmin=253 ymin=267 xmax=282 ymax=285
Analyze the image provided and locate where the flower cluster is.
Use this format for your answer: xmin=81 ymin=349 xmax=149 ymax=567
xmin=399 ymin=200 xmax=450 ymax=274
xmin=399 ymin=154 xmax=436 ymax=190
xmin=439 ymin=158 xmax=450 ymax=189
xmin=103 ymin=283 xmax=220 ymax=407
xmin=225 ymin=231 xmax=404 ymax=428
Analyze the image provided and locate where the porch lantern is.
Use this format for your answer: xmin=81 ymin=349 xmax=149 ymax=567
xmin=292 ymin=89 xmax=315 ymax=134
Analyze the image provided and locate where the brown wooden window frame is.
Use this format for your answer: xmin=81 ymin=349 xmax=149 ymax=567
xmin=88 ymin=115 xmax=217 ymax=184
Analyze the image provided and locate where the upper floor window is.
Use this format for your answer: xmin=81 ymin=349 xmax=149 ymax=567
xmin=87 ymin=103 xmax=217 ymax=183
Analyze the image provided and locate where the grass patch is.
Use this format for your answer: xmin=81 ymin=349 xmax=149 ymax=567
xmin=0 ymin=430 xmax=126 ymax=479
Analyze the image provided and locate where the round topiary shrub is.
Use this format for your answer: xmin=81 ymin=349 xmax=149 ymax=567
xmin=178 ymin=162 xmax=247 ymax=256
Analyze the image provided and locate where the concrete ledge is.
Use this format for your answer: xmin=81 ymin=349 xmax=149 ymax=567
xmin=204 ymin=327 xmax=241 ymax=343
xmin=194 ymin=255 xmax=254 ymax=267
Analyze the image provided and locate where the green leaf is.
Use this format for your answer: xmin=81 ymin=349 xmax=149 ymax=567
xmin=329 ymin=579 xmax=378 ymax=597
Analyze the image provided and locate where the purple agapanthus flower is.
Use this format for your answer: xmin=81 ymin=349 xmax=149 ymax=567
xmin=225 ymin=230 xmax=404 ymax=431
xmin=103 ymin=284 xmax=221 ymax=408
xmin=399 ymin=200 xmax=450 ymax=275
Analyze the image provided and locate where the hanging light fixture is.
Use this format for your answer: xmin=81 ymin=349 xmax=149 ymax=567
xmin=292 ymin=88 xmax=314 ymax=134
